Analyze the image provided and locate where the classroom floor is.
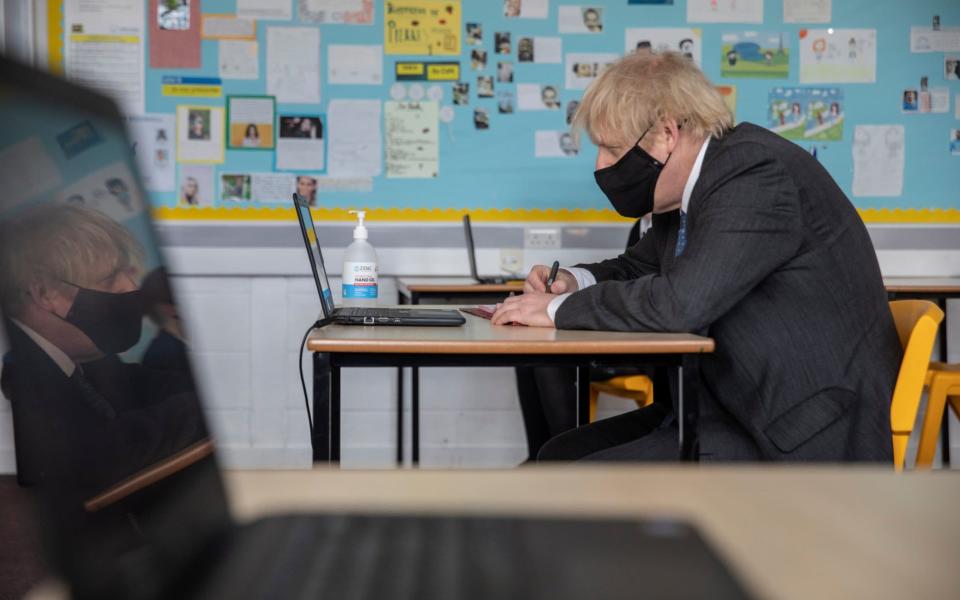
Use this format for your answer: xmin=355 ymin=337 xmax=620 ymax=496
xmin=0 ymin=476 xmax=46 ymax=600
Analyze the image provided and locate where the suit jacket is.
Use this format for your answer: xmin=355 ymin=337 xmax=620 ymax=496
xmin=1 ymin=320 xmax=206 ymax=494
xmin=555 ymin=123 xmax=900 ymax=462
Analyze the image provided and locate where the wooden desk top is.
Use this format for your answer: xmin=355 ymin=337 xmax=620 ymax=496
xmin=307 ymin=309 xmax=714 ymax=355
xmin=398 ymin=277 xmax=524 ymax=295
xmin=222 ymin=467 xmax=960 ymax=600
xmin=884 ymin=277 xmax=960 ymax=294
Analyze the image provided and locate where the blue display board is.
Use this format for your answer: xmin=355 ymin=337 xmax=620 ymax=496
xmin=54 ymin=0 xmax=960 ymax=222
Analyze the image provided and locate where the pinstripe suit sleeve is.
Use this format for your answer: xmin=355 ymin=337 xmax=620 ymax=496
xmin=570 ymin=221 xmax=662 ymax=282
xmin=555 ymin=144 xmax=803 ymax=332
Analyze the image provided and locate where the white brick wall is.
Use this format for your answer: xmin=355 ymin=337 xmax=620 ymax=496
xmin=1 ymin=276 xmax=958 ymax=472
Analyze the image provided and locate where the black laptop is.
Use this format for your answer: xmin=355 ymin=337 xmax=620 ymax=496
xmin=0 ymin=56 xmax=752 ymax=600
xmin=462 ymin=214 xmax=525 ymax=284
xmin=294 ymin=194 xmax=464 ymax=326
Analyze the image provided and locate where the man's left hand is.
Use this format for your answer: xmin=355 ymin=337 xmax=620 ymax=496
xmin=490 ymin=291 xmax=556 ymax=327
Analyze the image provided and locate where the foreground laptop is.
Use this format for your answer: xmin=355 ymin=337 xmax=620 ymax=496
xmin=293 ymin=194 xmax=464 ymax=326
xmin=0 ymin=56 xmax=751 ymax=600
xmin=462 ymin=214 xmax=525 ymax=285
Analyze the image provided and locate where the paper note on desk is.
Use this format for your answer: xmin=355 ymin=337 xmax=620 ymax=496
xmin=461 ymin=305 xmax=496 ymax=320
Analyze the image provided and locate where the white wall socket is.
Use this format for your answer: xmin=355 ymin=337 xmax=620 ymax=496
xmin=524 ymin=227 xmax=561 ymax=249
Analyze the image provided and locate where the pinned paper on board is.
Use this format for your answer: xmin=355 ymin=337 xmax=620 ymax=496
xmin=150 ymin=0 xmax=201 ymax=69
xmin=56 ymin=162 xmax=144 ymax=220
xmin=686 ymin=0 xmax=762 ymax=24
xmin=126 ymin=114 xmax=175 ymax=192
xmin=219 ymin=40 xmax=259 ymax=80
xmin=385 ymin=101 xmax=440 ymax=178
xmin=176 ymin=105 xmax=225 ymax=163
xmin=299 ymin=0 xmax=374 ymax=25
xmin=910 ymin=25 xmax=960 ymax=53
xmin=783 ymin=0 xmax=830 ymax=24
xmin=227 ymin=96 xmax=275 ymax=150
xmin=201 ymin=14 xmax=257 ymax=39
xmin=625 ymin=28 xmax=702 ymax=67
xmin=237 ymin=0 xmax=292 ymax=20
xmin=558 ymin=7 xmax=604 ymax=34
xmin=799 ymin=29 xmax=876 ymax=84
xmin=178 ymin=164 xmax=214 ymax=206
xmin=716 ymin=85 xmax=737 ymax=121
xmin=517 ymin=84 xmax=561 ymax=111
xmin=565 ymin=53 xmax=617 ymax=90
xmin=535 ymin=131 xmax=579 ymax=158
xmin=328 ymin=99 xmax=382 ymax=177
xmin=384 ymin=0 xmax=461 ymax=56
xmin=504 ymin=0 xmax=548 ymax=19
xmin=328 ymin=45 xmax=383 ymax=84
xmin=951 ymin=129 xmax=960 ymax=156
xmin=852 ymin=125 xmax=904 ymax=197
xmin=267 ymin=27 xmax=321 ymax=104
xmin=721 ymin=32 xmax=789 ymax=79
xmin=769 ymin=87 xmax=844 ymax=142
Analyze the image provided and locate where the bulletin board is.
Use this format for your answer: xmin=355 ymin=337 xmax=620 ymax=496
xmin=46 ymin=0 xmax=960 ymax=223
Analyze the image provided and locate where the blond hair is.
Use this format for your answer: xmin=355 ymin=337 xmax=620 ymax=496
xmin=0 ymin=204 xmax=143 ymax=315
xmin=572 ymin=51 xmax=733 ymax=147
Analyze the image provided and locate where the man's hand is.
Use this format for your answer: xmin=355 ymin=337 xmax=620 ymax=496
xmin=523 ymin=264 xmax=578 ymax=294
xmin=490 ymin=290 xmax=556 ymax=327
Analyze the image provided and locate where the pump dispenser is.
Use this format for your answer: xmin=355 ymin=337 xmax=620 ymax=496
xmin=342 ymin=210 xmax=378 ymax=304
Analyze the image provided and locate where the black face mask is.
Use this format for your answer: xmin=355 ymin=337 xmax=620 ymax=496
xmin=60 ymin=282 xmax=144 ymax=354
xmin=594 ymin=124 xmax=675 ymax=218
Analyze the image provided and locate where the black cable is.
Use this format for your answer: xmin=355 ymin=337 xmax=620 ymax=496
xmin=299 ymin=322 xmax=319 ymax=434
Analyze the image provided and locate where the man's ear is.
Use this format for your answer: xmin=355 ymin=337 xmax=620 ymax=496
xmin=661 ymin=118 xmax=682 ymax=152
xmin=27 ymin=278 xmax=70 ymax=316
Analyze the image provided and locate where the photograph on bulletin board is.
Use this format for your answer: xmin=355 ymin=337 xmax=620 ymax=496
xmin=227 ymin=96 xmax=276 ymax=150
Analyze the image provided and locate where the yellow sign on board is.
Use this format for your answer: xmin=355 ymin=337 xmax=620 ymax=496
xmin=396 ymin=62 xmax=426 ymax=76
xmin=162 ymin=84 xmax=223 ymax=98
xmin=427 ymin=63 xmax=459 ymax=80
xmin=384 ymin=0 xmax=461 ymax=56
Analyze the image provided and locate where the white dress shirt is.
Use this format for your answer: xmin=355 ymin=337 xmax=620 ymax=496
xmin=546 ymin=136 xmax=712 ymax=324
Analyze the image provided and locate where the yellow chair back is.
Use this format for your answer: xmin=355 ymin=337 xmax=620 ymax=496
xmin=888 ymin=300 xmax=944 ymax=471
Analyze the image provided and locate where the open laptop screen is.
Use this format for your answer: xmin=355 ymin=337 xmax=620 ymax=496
xmin=0 ymin=57 xmax=230 ymax=599
xmin=294 ymin=194 xmax=336 ymax=317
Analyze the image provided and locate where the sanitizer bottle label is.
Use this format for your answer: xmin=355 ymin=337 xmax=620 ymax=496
xmin=343 ymin=262 xmax=378 ymax=299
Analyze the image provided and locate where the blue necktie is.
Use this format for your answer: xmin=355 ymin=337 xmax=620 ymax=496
xmin=675 ymin=211 xmax=688 ymax=257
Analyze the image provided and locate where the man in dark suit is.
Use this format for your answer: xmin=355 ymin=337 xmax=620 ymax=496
xmin=0 ymin=205 xmax=204 ymax=494
xmin=492 ymin=51 xmax=900 ymax=462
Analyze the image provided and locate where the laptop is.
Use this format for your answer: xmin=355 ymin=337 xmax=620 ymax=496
xmin=293 ymin=194 xmax=464 ymax=326
xmin=0 ymin=56 xmax=752 ymax=600
xmin=462 ymin=214 xmax=525 ymax=285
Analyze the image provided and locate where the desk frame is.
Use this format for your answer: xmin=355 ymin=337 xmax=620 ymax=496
xmin=311 ymin=351 xmax=701 ymax=465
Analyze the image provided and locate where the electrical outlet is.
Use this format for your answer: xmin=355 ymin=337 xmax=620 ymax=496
xmin=524 ymin=227 xmax=561 ymax=249
xmin=499 ymin=248 xmax=524 ymax=276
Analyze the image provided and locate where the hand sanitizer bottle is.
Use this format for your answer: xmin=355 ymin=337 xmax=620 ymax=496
xmin=342 ymin=210 xmax=378 ymax=305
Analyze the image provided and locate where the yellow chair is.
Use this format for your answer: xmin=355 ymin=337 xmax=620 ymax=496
xmin=889 ymin=300 xmax=945 ymax=471
xmin=914 ymin=362 xmax=960 ymax=469
xmin=588 ymin=375 xmax=653 ymax=423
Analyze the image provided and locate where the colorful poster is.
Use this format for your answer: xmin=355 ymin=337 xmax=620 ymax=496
xmin=385 ymin=101 xmax=439 ymax=178
xmin=227 ymin=96 xmax=276 ymax=150
xmin=149 ymin=0 xmax=201 ymax=68
xmin=799 ymin=29 xmax=876 ymax=84
xmin=384 ymin=0 xmax=461 ymax=56
xmin=721 ymin=32 xmax=789 ymax=79
xmin=625 ymin=28 xmax=702 ymax=67
xmin=769 ymin=87 xmax=844 ymax=141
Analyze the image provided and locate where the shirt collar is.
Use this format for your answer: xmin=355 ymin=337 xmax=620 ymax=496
xmin=681 ymin=137 xmax=711 ymax=214
xmin=10 ymin=318 xmax=77 ymax=377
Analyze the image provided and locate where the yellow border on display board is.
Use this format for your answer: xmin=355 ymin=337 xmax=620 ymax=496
xmin=151 ymin=206 xmax=960 ymax=223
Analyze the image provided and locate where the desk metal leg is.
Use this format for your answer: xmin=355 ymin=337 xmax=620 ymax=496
xmin=576 ymin=365 xmax=590 ymax=427
xmin=938 ymin=298 xmax=951 ymax=466
xmin=397 ymin=367 xmax=404 ymax=465
xmin=312 ymin=352 xmax=332 ymax=463
xmin=412 ymin=367 xmax=420 ymax=465
xmin=679 ymin=354 xmax=701 ymax=461
xmin=331 ymin=364 xmax=341 ymax=463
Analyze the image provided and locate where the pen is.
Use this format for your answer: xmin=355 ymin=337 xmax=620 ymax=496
xmin=545 ymin=261 xmax=560 ymax=294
